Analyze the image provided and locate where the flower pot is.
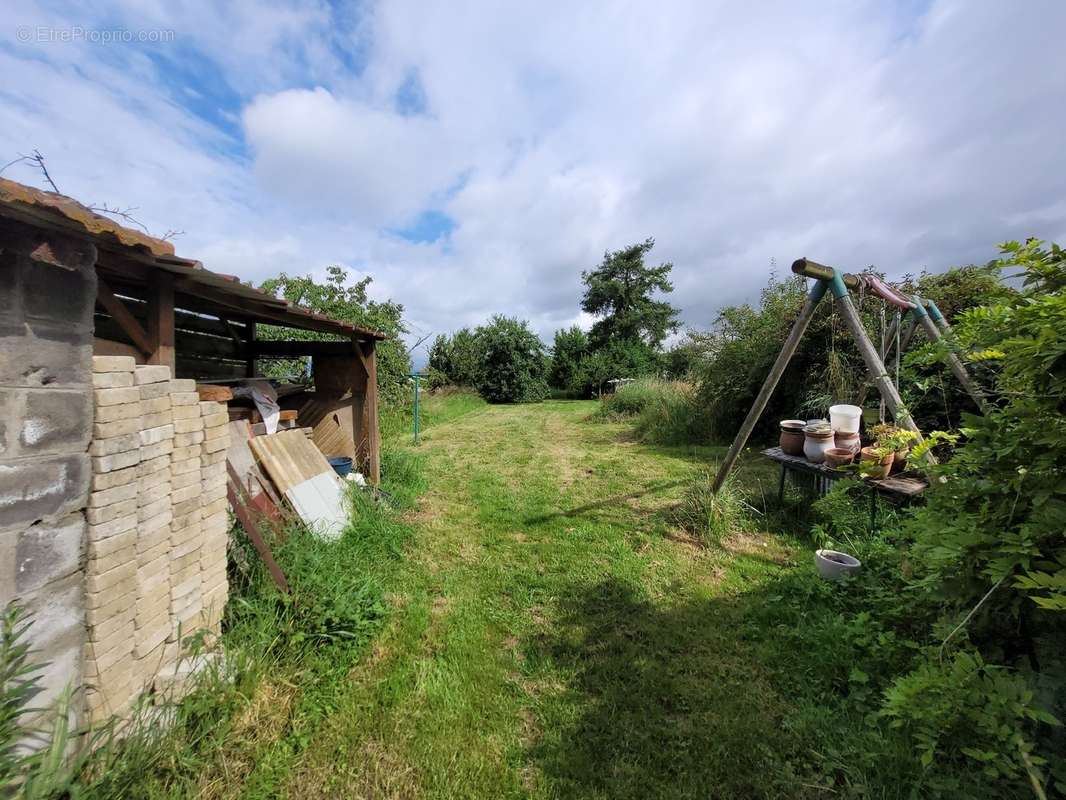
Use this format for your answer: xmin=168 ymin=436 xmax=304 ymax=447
xmin=890 ymin=448 xmax=910 ymax=474
xmin=834 ymin=431 xmax=861 ymax=455
xmin=859 ymin=446 xmax=893 ymax=479
xmin=829 ymin=404 xmax=862 ymax=434
xmin=779 ymin=420 xmax=806 ymax=456
xmin=824 ymin=447 xmax=854 ymax=469
xmin=803 ymin=425 xmax=835 ymax=464
xmin=815 ymin=549 xmax=862 ymax=581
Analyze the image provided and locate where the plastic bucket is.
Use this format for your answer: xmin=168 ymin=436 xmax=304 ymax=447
xmin=328 ymin=456 xmax=353 ymax=477
xmin=828 ymin=404 xmax=862 ymax=434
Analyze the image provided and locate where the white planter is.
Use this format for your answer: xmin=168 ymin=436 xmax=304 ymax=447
xmin=814 ymin=549 xmax=861 ymax=580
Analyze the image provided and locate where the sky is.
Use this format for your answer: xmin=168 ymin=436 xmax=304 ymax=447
xmin=3 ymin=1 xmax=1065 ymax=363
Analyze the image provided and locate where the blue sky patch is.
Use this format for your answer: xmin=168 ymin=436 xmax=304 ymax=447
xmin=391 ymin=209 xmax=455 ymax=243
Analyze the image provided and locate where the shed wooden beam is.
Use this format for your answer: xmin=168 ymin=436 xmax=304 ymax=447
xmin=147 ymin=271 xmax=176 ymax=371
xmin=251 ymin=340 xmax=362 ymax=357
xmin=171 ymin=278 xmax=357 ymax=337
xmin=96 ymin=276 xmax=152 ymax=357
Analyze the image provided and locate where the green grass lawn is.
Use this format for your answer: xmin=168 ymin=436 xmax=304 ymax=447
xmin=240 ymin=398 xmax=821 ymax=799
xmin=89 ymin=396 xmax=921 ymax=799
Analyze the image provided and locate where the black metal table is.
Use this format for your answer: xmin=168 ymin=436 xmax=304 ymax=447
xmin=761 ymin=446 xmax=928 ymax=528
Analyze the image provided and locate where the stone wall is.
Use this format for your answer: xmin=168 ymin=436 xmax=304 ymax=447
xmin=84 ymin=356 xmax=230 ymax=723
xmin=0 ymin=226 xmax=96 ymax=724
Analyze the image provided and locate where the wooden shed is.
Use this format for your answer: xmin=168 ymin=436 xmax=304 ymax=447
xmin=0 ymin=177 xmax=385 ymax=483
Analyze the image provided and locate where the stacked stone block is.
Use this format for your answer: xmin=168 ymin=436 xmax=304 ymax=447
xmin=83 ymin=359 xmax=233 ymax=721
xmin=84 ymin=356 xmax=142 ymax=722
xmin=133 ymin=364 xmax=176 ymax=685
xmin=199 ymin=401 xmax=230 ymax=634
xmin=168 ymin=379 xmax=206 ymax=643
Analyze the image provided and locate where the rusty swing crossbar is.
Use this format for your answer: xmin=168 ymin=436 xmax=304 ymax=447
xmin=711 ymin=258 xmax=988 ymax=494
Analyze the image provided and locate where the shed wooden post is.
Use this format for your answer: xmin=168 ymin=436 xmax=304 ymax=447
xmin=245 ymin=321 xmax=257 ymax=378
xmin=146 ymin=271 xmax=175 ymax=371
xmin=362 ymin=340 xmax=381 ymax=485
xmin=711 ymin=279 xmax=828 ymax=493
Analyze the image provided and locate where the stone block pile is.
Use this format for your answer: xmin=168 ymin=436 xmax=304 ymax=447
xmin=83 ymin=356 xmax=231 ymax=724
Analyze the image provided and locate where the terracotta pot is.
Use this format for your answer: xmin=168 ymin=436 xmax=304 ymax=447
xmin=824 ymin=447 xmax=854 ymax=469
xmin=890 ymin=448 xmax=910 ymax=474
xmin=779 ymin=420 xmax=806 ymax=456
xmin=834 ymin=431 xmax=861 ymax=455
xmin=860 ymin=446 xmax=894 ymax=479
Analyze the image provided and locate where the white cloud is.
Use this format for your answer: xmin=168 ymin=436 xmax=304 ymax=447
xmin=1 ymin=0 xmax=1065 ymax=355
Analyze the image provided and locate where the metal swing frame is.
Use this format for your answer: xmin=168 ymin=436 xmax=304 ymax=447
xmin=711 ymin=258 xmax=988 ymax=494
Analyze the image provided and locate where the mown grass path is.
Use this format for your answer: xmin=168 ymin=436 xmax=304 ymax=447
xmin=281 ymin=400 xmax=802 ymax=799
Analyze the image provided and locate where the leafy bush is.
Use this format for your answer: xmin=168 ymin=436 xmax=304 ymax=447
xmin=427 ymin=328 xmax=481 ymax=387
xmin=576 ymin=337 xmax=659 ymax=396
xmin=548 ymin=325 xmax=589 ymax=395
xmin=879 ymin=651 xmax=1059 ymax=790
xmin=908 ymin=240 xmax=1066 ymax=617
xmin=471 ymin=315 xmax=549 ymax=403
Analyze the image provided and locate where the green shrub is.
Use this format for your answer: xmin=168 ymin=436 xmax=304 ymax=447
xmin=548 ymin=325 xmax=589 ymax=395
xmin=472 ymin=315 xmax=549 ymax=403
xmin=575 ymin=338 xmax=659 ymax=397
xmin=878 ymin=651 xmax=1059 ymax=793
xmin=427 ymin=328 xmax=481 ymax=387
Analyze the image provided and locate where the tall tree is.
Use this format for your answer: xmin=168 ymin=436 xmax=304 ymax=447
xmin=581 ymin=238 xmax=680 ymax=349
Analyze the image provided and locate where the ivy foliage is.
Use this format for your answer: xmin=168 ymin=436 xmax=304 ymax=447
xmin=257 ymin=266 xmax=410 ymax=403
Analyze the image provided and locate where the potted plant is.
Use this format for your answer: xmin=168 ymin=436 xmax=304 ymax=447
xmin=869 ymin=424 xmax=919 ymax=474
xmin=859 ymin=444 xmax=894 ymax=479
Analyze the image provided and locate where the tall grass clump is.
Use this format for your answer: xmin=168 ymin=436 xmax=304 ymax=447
xmin=596 ymin=378 xmax=706 ymax=445
xmin=672 ymin=468 xmax=754 ymax=545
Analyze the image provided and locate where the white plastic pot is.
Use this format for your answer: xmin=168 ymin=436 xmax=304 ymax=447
xmin=829 ymin=404 xmax=862 ymax=434
xmin=814 ymin=549 xmax=862 ymax=581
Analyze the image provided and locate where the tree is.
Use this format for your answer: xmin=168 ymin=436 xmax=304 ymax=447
xmin=427 ymin=327 xmax=481 ymax=387
xmin=576 ymin=338 xmax=659 ymax=396
xmin=581 ymin=238 xmax=680 ymax=350
xmin=258 ymin=265 xmax=410 ymax=402
xmin=472 ymin=316 xmax=548 ymax=403
xmin=549 ymin=325 xmax=589 ymax=394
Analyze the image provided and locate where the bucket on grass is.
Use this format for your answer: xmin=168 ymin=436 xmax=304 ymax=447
xmin=328 ymin=456 xmax=353 ymax=477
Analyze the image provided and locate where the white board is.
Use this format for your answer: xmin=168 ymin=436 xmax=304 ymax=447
xmin=285 ymin=471 xmax=348 ymax=541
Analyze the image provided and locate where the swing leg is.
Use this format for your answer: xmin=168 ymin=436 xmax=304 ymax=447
xmin=832 ymin=288 xmax=925 ymax=442
xmin=914 ymin=312 xmax=989 ymax=414
xmin=899 ymin=317 xmax=919 ymax=352
xmin=857 ymin=311 xmax=905 ymax=408
xmin=712 ymin=281 xmax=828 ymax=493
